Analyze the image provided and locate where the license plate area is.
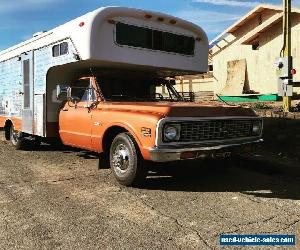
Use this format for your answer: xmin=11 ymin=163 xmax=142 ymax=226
xmin=212 ymin=151 xmax=231 ymax=158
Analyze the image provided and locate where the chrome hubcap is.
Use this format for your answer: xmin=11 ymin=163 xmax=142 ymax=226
xmin=112 ymin=144 xmax=130 ymax=173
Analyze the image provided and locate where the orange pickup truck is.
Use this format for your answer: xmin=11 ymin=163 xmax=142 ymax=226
xmin=55 ymin=74 xmax=262 ymax=186
xmin=0 ymin=7 xmax=263 ymax=187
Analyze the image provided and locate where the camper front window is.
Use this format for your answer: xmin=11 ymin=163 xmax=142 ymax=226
xmin=115 ymin=22 xmax=195 ymax=56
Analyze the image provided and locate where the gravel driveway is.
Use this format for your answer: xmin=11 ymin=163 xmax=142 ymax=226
xmin=0 ymin=125 xmax=300 ymax=249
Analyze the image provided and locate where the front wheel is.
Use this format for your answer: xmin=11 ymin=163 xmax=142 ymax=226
xmin=10 ymin=126 xmax=25 ymax=150
xmin=110 ymin=133 xmax=147 ymax=187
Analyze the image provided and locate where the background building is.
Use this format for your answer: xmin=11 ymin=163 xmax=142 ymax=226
xmin=167 ymin=5 xmax=300 ymax=102
xmin=210 ymin=4 xmax=300 ymax=101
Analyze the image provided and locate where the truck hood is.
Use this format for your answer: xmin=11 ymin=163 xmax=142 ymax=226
xmin=101 ymin=102 xmax=256 ymax=117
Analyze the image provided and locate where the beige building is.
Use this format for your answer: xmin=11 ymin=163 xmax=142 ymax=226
xmin=156 ymin=52 xmax=215 ymax=101
xmin=210 ymin=4 xmax=300 ymax=97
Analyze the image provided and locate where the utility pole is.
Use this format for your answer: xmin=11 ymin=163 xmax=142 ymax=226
xmin=282 ymin=0 xmax=292 ymax=112
xmin=276 ymin=0 xmax=294 ymax=112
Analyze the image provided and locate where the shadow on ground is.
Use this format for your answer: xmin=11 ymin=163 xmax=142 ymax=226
xmin=25 ymin=142 xmax=300 ymax=201
xmin=142 ymin=157 xmax=300 ymax=201
xmin=14 ymin=116 xmax=300 ymax=201
xmin=22 ymin=141 xmax=99 ymax=159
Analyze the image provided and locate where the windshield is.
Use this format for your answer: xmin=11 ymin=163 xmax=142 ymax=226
xmin=97 ymin=76 xmax=191 ymax=102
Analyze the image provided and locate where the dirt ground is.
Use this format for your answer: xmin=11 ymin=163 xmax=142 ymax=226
xmin=0 ymin=117 xmax=300 ymax=250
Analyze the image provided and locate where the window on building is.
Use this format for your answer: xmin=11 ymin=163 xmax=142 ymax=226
xmin=116 ymin=22 xmax=195 ymax=56
xmin=52 ymin=42 xmax=69 ymax=57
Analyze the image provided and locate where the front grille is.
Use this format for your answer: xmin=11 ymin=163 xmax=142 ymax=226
xmin=179 ymin=120 xmax=254 ymax=142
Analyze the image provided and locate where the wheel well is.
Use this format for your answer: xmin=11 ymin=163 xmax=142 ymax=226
xmin=102 ymin=126 xmax=128 ymax=153
xmin=4 ymin=120 xmax=12 ymax=140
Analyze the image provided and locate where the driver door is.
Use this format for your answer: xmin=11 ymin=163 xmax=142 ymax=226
xmin=59 ymin=78 xmax=96 ymax=150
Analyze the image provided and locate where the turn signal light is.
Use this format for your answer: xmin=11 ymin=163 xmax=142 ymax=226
xmin=79 ymin=22 xmax=85 ymax=27
xmin=291 ymin=69 xmax=297 ymax=75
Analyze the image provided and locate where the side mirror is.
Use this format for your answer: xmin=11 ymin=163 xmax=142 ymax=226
xmin=56 ymin=84 xmax=70 ymax=101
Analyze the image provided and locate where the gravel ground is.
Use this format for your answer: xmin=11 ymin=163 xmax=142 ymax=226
xmin=0 ymin=125 xmax=300 ymax=250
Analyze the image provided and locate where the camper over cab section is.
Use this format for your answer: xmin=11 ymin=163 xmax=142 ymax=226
xmin=70 ymin=6 xmax=209 ymax=74
xmin=0 ymin=7 xmax=262 ymax=187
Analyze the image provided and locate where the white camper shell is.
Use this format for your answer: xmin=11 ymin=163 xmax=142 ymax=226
xmin=0 ymin=7 xmax=208 ymax=138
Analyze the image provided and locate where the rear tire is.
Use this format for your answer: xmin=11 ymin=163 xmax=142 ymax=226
xmin=33 ymin=137 xmax=42 ymax=147
xmin=10 ymin=126 xmax=26 ymax=150
xmin=110 ymin=133 xmax=147 ymax=187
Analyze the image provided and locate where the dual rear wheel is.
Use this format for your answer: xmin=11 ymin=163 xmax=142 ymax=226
xmin=9 ymin=126 xmax=25 ymax=150
xmin=8 ymin=125 xmax=40 ymax=149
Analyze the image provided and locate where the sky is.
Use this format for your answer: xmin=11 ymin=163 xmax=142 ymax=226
xmin=0 ymin=0 xmax=299 ymax=50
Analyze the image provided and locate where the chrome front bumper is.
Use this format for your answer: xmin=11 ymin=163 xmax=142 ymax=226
xmin=149 ymin=139 xmax=263 ymax=162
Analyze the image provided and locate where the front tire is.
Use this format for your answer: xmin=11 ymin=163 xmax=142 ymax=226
xmin=110 ymin=133 xmax=147 ymax=187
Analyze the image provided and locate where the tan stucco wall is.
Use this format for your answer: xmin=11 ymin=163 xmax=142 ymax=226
xmin=173 ymin=79 xmax=216 ymax=93
xmin=212 ymin=14 xmax=300 ymax=95
xmin=156 ymin=78 xmax=215 ymax=96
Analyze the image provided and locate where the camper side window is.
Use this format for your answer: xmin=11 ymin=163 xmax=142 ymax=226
xmin=52 ymin=42 xmax=69 ymax=57
xmin=52 ymin=45 xmax=60 ymax=57
xmin=60 ymin=42 xmax=69 ymax=55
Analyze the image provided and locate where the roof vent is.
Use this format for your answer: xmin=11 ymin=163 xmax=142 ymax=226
xmin=32 ymin=31 xmax=46 ymax=38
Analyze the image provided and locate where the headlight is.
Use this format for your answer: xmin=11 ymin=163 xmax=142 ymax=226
xmin=252 ymin=121 xmax=262 ymax=136
xmin=164 ymin=124 xmax=181 ymax=141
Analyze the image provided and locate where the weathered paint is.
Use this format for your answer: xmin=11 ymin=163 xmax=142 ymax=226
xmin=0 ymin=38 xmax=78 ymax=135
xmin=0 ymin=116 xmax=22 ymax=131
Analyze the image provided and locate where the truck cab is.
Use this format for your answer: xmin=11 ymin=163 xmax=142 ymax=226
xmin=56 ymin=73 xmax=263 ymax=186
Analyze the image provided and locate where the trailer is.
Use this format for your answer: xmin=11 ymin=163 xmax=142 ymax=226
xmin=0 ymin=7 xmax=262 ymax=187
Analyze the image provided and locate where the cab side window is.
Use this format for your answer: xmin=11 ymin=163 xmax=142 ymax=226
xmin=71 ymin=79 xmax=96 ymax=102
xmin=81 ymin=88 xmax=96 ymax=102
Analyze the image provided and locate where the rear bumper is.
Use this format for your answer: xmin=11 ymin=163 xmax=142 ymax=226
xmin=149 ymin=139 xmax=263 ymax=162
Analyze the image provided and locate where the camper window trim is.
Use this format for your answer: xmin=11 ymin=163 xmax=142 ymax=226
xmin=114 ymin=22 xmax=195 ymax=57
xmin=52 ymin=44 xmax=60 ymax=57
xmin=52 ymin=42 xmax=69 ymax=57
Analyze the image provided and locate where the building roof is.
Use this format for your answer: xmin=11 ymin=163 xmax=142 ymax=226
xmin=210 ymin=4 xmax=300 ymax=47
xmin=239 ymin=12 xmax=283 ymax=45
